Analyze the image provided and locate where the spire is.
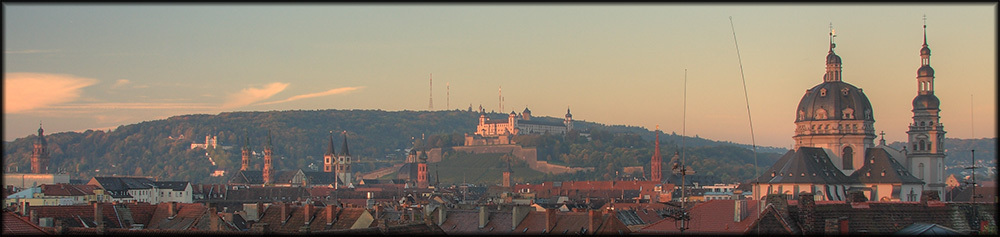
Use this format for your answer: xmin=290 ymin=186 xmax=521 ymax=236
xmin=828 ymin=22 xmax=836 ymax=52
xmin=35 ymin=123 xmax=47 ymax=145
xmin=823 ymin=23 xmax=843 ymax=82
xmin=327 ymin=131 xmax=335 ymax=155
xmin=243 ymin=130 xmax=250 ymax=149
xmin=651 ymin=125 xmax=662 ymax=182
xmin=922 ymin=14 xmax=928 ymax=47
xmin=917 ymin=15 xmax=935 ymax=94
xmin=340 ymin=131 xmax=350 ymax=156
xmin=266 ymin=129 xmax=272 ymax=149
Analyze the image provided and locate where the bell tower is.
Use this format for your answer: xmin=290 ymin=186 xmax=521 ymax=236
xmin=324 ymin=131 xmax=335 ymax=173
xmin=906 ymin=17 xmax=946 ymax=196
xmin=31 ymin=124 xmax=50 ymax=174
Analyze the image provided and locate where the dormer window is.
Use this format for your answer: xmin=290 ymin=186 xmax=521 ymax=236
xmin=841 ymin=88 xmax=849 ymax=95
xmin=820 ymin=88 xmax=827 ymax=97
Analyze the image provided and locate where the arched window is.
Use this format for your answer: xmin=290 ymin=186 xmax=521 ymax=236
xmin=921 ymin=121 xmax=926 ymax=126
xmin=919 ymin=140 xmax=926 ymax=151
xmin=842 ymin=146 xmax=854 ymax=169
xmin=918 ymin=163 xmax=925 ymax=179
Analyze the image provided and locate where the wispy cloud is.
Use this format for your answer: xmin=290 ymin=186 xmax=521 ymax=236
xmin=111 ymin=79 xmax=131 ymax=88
xmin=46 ymin=102 xmax=216 ymax=110
xmin=4 ymin=73 xmax=99 ymax=114
xmin=257 ymin=86 xmax=364 ymax=106
xmin=5 ymin=49 xmax=60 ymax=54
xmin=222 ymin=82 xmax=289 ymax=109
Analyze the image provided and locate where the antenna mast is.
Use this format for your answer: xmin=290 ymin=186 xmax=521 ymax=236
xmin=730 ymin=16 xmax=760 ymax=233
xmin=680 ymin=69 xmax=689 ymax=232
xmin=429 ymin=73 xmax=434 ymax=110
xmin=447 ymin=82 xmax=450 ymax=111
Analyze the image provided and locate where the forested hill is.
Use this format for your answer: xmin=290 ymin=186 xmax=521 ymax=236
xmin=4 ymin=109 xmax=786 ymax=184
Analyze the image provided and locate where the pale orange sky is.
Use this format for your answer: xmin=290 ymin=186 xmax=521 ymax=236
xmin=4 ymin=4 xmax=997 ymax=149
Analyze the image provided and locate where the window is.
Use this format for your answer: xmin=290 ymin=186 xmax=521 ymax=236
xmin=918 ymin=163 xmax=925 ymax=179
xmin=842 ymin=146 xmax=854 ymax=169
xmin=919 ymin=140 xmax=926 ymax=151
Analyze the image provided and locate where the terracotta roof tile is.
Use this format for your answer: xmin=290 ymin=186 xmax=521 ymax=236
xmin=640 ymin=199 xmax=761 ymax=234
xmin=3 ymin=211 xmax=52 ymax=235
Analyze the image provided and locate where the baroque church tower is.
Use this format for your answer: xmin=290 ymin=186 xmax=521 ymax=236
xmin=241 ymin=131 xmax=251 ymax=171
xmin=31 ymin=125 xmax=51 ymax=174
xmin=324 ymin=131 xmax=335 ymax=173
xmin=906 ymin=19 xmax=946 ymax=196
xmin=263 ymin=130 xmax=274 ymax=185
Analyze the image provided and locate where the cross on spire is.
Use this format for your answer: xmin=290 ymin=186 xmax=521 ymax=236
xmin=829 ymin=22 xmax=837 ymax=51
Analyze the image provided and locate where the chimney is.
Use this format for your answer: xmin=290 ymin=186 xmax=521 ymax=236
xmin=303 ymin=204 xmax=313 ymax=225
xmin=478 ymin=206 xmax=488 ymax=228
xmin=839 ymin=217 xmax=849 ymax=234
xmin=587 ymin=209 xmax=601 ymax=234
xmin=545 ymin=208 xmax=557 ymax=233
xmin=168 ymin=201 xmax=177 ymax=217
xmin=824 ymin=218 xmax=840 ymax=234
xmin=30 ymin=210 xmax=38 ymax=225
xmin=326 ymin=204 xmax=336 ymax=225
xmin=920 ymin=190 xmax=940 ymax=204
xmin=93 ymin=202 xmax=104 ymax=229
xmin=764 ymin=194 xmax=788 ymax=219
xmin=734 ymin=199 xmax=749 ymax=223
xmin=21 ymin=201 xmax=30 ymax=217
xmin=256 ymin=202 xmax=264 ymax=220
xmin=209 ymin=207 xmax=219 ymax=231
xmin=846 ymin=190 xmax=868 ymax=203
xmin=798 ymin=193 xmax=816 ymax=234
xmin=437 ymin=206 xmax=446 ymax=226
xmin=512 ymin=205 xmax=531 ymax=230
xmin=280 ymin=202 xmax=288 ymax=224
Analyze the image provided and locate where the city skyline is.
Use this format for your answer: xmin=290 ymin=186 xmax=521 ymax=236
xmin=4 ymin=4 xmax=997 ymax=148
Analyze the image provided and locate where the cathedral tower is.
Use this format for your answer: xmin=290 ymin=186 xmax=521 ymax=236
xmin=651 ymin=126 xmax=663 ymax=182
xmin=324 ymin=131 xmax=335 ymax=173
xmin=906 ymin=19 xmax=946 ymax=196
xmin=336 ymin=131 xmax=353 ymax=186
xmin=263 ymin=130 xmax=274 ymax=185
xmin=417 ymin=150 xmax=429 ymax=189
xmin=31 ymin=125 xmax=50 ymax=174
xmin=241 ymin=131 xmax=251 ymax=171
xmin=502 ymin=162 xmax=513 ymax=187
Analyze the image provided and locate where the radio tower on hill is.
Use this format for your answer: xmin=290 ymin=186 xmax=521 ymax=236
xmin=428 ymin=73 xmax=434 ymax=111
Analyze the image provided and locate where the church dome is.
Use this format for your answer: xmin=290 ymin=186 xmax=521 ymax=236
xmin=917 ymin=65 xmax=934 ymax=77
xmin=796 ymin=81 xmax=874 ymax=123
xmin=912 ymin=94 xmax=940 ymax=110
xmin=826 ymin=51 xmax=842 ymax=64
xmin=920 ymin=45 xmax=931 ymax=56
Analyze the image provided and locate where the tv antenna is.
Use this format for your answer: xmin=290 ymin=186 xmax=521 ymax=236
xmin=731 ymin=16 xmax=760 ymax=234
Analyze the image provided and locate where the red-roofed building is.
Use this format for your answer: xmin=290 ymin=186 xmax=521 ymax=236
xmin=639 ymin=199 xmax=760 ymax=234
xmin=3 ymin=211 xmax=52 ymax=235
xmin=250 ymin=202 xmax=375 ymax=233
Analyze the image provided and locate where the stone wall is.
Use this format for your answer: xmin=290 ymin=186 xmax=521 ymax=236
xmin=428 ymin=145 xmax=592 ymax=174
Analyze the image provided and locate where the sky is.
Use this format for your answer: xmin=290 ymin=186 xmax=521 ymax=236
xmin=4 ymin=3 xmax=997 ymax=149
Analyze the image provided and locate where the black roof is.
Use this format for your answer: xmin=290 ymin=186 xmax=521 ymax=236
xmin=755 ymin=147 xmax=853 ymax=184
xmin=303 ymin=171 xmax=340 ymax=186
xmin=518 ymin=119 xmax=566 ymax=127
xmin=796 ymin=81 xmax=874 ymax=123
xmin=153 ymin=181 xmax=190 ymax=191
xmin=851 ymin=147 xmax=925 ymax=184
xmin=229 ymin=171 xmax=264 ymax=185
